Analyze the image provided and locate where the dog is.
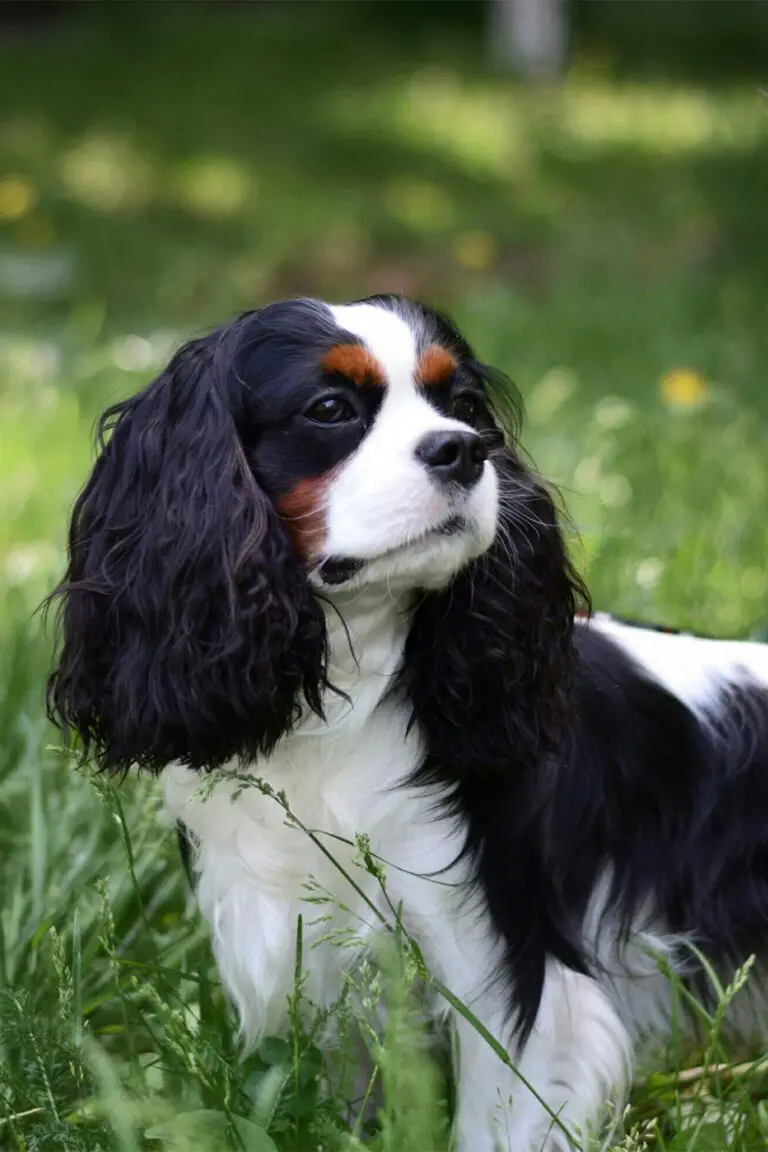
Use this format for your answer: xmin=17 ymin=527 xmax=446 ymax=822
xmin=47 ymin=294 xmax=768 ymax=1150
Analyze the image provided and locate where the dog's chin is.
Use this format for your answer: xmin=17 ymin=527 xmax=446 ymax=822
xmin=312 ymin=517 xmax=495 ymax=595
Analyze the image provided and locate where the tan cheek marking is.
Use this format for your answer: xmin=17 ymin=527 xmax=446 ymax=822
xmin=416 ymin=344 xmax=458 ymax=388
xmin=278 ymin=476 xmax=331 ymax=562
xmin=322 ymin=343 xmax=386 ymax=388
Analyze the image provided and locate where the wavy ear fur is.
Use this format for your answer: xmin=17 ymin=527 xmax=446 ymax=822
xmin=403 ymin=426 xmax=590 ymax=1041
xmin=47 ymin=331 xmax=328 ymax=774
xmin=404 ymin=436 xmax=585 ymax=779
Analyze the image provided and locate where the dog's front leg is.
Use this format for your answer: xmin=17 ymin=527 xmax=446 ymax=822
xmin=446 ymin=960 xmax=632 ymax=1152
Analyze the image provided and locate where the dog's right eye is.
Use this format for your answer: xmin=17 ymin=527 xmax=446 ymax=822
xmin=305 ymin=396 xmax=357 ymax=425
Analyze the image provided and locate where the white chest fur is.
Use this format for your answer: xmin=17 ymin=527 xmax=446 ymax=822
xmin=162 ymin=594 xmax=646 ymax=1151
xmin=162 ymin=592 xmax=480 ymax=1046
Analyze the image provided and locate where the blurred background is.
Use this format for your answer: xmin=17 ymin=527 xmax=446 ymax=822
xmin=1 ymin=0 xmax=768 ymax=638
xmin=1 ymin=4 xmax=768 ymax=1147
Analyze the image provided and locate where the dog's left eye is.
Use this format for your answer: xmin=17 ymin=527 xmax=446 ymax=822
xmin=451 ymin=391 xmax=482 ymax=425
xmin=305 ymin=396 xmax=357 ymax=425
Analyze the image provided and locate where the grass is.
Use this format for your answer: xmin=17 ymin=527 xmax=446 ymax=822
xmin=1 ymin=3 xmax=768 ymax=1148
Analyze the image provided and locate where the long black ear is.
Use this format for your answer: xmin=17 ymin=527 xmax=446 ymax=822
xmin=47 ymin=330 xmax=328 ymax=774
xmin=403 ymin=369 xmax=591 ymax=1044
xmin=404 ymin=408 xmax=586 ymax=779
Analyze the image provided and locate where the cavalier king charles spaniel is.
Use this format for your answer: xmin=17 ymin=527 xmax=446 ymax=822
xmin=48 ymin=295 xmax=768 ymax=1150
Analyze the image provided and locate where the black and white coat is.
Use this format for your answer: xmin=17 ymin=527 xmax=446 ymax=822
xmin=48 ymin=296 xmax=768 ymax=1150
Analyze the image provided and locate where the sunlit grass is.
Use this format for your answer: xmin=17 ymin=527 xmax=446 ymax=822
xmin=556 ymin=79 xmax=766 ymax=156
xmin=523 ymin=377 xmax=768 ymax=637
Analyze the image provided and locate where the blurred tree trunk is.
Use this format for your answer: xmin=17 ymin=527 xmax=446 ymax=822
xmin=490 ymin=0 xmax=567 ymax=77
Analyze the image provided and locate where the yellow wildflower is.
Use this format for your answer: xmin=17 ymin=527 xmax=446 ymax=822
xmin=659 ymin=368 xmax=708 ymax=408
xmin=0 ymin=175 xmax=37 ymax=222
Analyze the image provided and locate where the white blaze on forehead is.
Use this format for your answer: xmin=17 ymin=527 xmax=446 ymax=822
xmin=328 ymin=302 xmax=418 ymax=393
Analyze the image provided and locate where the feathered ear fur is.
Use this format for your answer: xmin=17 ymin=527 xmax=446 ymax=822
xmin=403 ymin=375 xmax=592 ymax=1043
xmin=47 ymin=328 xmax=328 ymax=774
xmin=404 ymin=375 xmax=586 ymax=779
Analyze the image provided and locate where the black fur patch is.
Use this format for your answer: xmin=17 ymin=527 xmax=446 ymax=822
xmin=408 ymin=619 xmax=768 ymax=1040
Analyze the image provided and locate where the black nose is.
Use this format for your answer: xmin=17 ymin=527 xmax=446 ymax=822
xmin=415 ymin=430 xmax=488 ymax=487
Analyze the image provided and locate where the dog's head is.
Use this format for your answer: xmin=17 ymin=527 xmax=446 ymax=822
xmin=47 ymin=295 xmax=582 ymax=775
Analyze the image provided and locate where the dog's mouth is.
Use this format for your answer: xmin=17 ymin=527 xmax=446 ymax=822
xmin=317 ymin=515 xmax=468 ymax=586
xmin=430 ymin=514 xmax=466 ymax=538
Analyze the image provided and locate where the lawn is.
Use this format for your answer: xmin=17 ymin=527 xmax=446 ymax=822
xmin=1 ymin=4 xmax=768 ymax=1149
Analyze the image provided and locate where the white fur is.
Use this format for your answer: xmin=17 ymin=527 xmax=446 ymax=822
xmin=319 ymin=302 xmax=498 ymax=592
xmin=164 ymin=590 xmax=513 ymax=1143
xmin=589 ymin=612 xmax=768 ymax=713
xmin=165 ymin=589 xmax=639 ymax=1151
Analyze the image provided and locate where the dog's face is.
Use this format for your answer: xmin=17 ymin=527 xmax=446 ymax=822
xmin=241 ymin=298 xmax=500 ymax=592
xmin=48 ymin=294 xmax=577 ymax=775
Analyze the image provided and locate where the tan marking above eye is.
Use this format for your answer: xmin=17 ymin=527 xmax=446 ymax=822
xmin=322 ymin=344 xmax=386 ymax=389
xmin=278 ymin=476 xmax=331 ymax=562
xmin=416 ymin=344 xmax=458 ymax=388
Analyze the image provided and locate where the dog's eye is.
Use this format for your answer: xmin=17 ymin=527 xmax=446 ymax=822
xmin=305 ymin=396 xmax=357 ymax=425
xmin=451 ymin=391 xmax=482 ymax=425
